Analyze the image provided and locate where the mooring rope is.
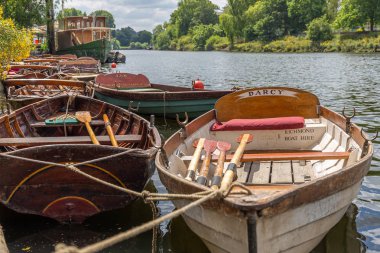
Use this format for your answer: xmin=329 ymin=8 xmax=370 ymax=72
xmin=54 ymin=189 xmax=222 ymax=253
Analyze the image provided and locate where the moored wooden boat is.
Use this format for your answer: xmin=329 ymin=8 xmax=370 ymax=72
xmin=155 ymin=87 xmax=374 ymax=253
xmin=0 ymin=95 xmax=160 ymax=223
xmin=94 ymin=73 xmax=233 ymax=118
xmin=3 ymin=79 xmax=93 ymax=108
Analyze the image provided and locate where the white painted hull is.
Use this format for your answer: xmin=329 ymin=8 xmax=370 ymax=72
xmin=174 ymin=181 xmax=362 ymax=253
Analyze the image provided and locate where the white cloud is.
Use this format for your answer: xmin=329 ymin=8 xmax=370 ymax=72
xmin=64 ymin=0 xmax=227 ymax=31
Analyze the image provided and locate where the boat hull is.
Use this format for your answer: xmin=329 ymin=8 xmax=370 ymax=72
xmin=0 ymin=145 xmax=156 ymax=223
xmin=56 ymin=39 xmax=111 ymax=63
xmin=95 ymin=91 xmax=219 ymax=118
xmin=171 ymin=180 xmax=361 ymax=253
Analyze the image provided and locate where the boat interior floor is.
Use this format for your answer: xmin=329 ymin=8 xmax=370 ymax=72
xmin=169 ymin=117 xmax=362 ymax=193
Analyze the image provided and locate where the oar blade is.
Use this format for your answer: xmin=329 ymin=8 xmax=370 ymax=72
xmin=217 ymin=141 xmax=231 ymax=152
xmin=204 ymin=139 xmax=217 ymax=153
xmin=75 ymin=111 xmax=92 ymax=123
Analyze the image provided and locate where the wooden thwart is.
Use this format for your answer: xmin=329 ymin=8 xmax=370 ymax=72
xmin=0 ymin=135 xmax=142 ymax=146
xmin=31 ymin=120 xmax=105 ymax=127
xmin=181 ymin=151 xmax=351 ymax=162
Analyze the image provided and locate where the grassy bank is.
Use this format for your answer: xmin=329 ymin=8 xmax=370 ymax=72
xmin=156 ymin=34 xmax=380 ymax=53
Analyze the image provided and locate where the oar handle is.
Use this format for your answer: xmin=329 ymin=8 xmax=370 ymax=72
xmin=85 ymin=122 xmax=100 ymax=145
xmin=196 ymin=151 xmax=212 ymax=186
xmin=103 ymin=114 xmax=118 ymax=147
xmin=185 ymin=138 xmax=205 ymax=181
xmin=220 ymin=135 xmax=251 ymax=191
xmin=210 ymin=150 xmax=226 ymax=190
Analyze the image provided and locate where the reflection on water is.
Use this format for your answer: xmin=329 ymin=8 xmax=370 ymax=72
xmin=1 ymin=51 xmax=380 ymax=252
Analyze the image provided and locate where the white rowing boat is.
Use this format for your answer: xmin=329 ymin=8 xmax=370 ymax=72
xmin=155 ymin=87 xmax=375 ymax=253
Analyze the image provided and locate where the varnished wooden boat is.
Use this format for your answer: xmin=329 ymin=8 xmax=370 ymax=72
xmin=155 ymin=87 xmax=374 ymax=253
xmin=3 ymin=79 xmax=93 ymax=108
xmin=0 ymin=95 xmax=160 ymax=223
xmin=94 ymin=73 xmax=233 ymax=118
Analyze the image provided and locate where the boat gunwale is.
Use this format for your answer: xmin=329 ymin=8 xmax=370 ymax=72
xmin=94 ymin=84 xmax=232 ymax=100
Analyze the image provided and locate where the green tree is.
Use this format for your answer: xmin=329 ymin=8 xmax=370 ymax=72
xmin=137 ymin=30 xmax=153 ymax=44
xmin=245 ymin=0 xmax=288 ymax=41
xmin=335 ymin=0 xmax=380 ymax=31
xmin=326 ymin=0 xmax=339 ymax=22
xmin=307 ymin=16 xmax=333 ymax=42
xmin=170 ymin=0 xmax=218 ymax=37
xmin=57 ymin=8 xmax=84 ymax=20
xmin=287 ymin=0 xmax=326 ymax=34
xmin=191 ymin=24 xmax=216 ymax=50
xmin=114 ymin=27 xmax=137 ymax=46
xmin=0 ymin=0 xmax=45 ymax=27
xmin=90 ymin=10 xmax=116 ymax=28
xmin=219 ymin=13 xmax=235 ymax=47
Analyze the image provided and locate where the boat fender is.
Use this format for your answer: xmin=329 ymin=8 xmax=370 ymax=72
xmin=111 ymin=62 xmax=117 ymax=68
xmin=192 ymin=79 xmax=204 ymax=90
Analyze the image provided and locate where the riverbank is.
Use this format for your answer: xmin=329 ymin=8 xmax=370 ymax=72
xmin=156 ymin=34 xmax=380 ymax=53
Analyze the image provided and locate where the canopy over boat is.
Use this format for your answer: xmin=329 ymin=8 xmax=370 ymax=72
xmin=156 ymin=87 xmax=374 ymax=253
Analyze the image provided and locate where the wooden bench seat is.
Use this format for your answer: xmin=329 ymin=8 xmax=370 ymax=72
xmin=31 ymin=120 xmax=105 ymax=128
xmin=180 ymin=151 xmax=351 ymax=162
xmin=0 ymin=135 xmax=142 ymax=147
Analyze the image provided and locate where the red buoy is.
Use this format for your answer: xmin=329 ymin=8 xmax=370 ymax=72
xmin=111 ymin=62 xmax=117 ymax=68
xmin=193 ymin=79 xmax=204 ymax=90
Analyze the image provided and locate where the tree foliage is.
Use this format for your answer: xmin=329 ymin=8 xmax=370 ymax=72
xmin=307 ymin=16 xmax=333 ymax=42
xmin=90 ymin=10 xmax=116 ymax=28
xmin=0 ymin=7 xmax=33 ymax=76
xmin=114 ymin=27 xmax=153 ymax=47
xmin=170 ymin=0 xmax=219 ymax=37
xmin=335 ymin=0 xmax=380 ymax=31
xmin=57 ymin=8 xmax=84 ymax=20
xmin=245 ymin=0 xmax=288 ymax=41
xmin=287 ymin=0 xmax=326 ymax=34
xmin=0 ymin=0 xmax=45 ymax=27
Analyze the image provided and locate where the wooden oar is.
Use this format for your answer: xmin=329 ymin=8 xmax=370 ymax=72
xmin=103 ymin=114 xmax=118 ymax=147
xmin=196 ymin=139 xmax=217 ymax=186
xmin=211 ymin=141 xmax=231 ymax=190
xmin=75 ymin=111 xmax=100 ymax=145
xmin=185 ymin=138 xmax=205 ymax=181
xmin=220 ymin=134 xmax=253 ymax=192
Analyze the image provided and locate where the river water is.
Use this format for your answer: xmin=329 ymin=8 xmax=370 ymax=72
xmin=1 ymin=50 xmax=379 ymax=253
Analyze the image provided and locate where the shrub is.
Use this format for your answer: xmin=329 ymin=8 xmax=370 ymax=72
xmin=177 ymin=35 xmax=195 ymax=51
xmin=0 ymin=7 xmax=33 ymax=77
xmin=205 ymin=35 xmax=229 ymax=51
xmin=306 ymin=17 xmax=333 ymax=42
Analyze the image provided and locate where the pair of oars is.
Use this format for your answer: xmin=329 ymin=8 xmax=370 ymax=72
xmin=75 ymin=111 xmax=118 ymax=147
xmin=185 ymin=134 xmax=253 ymax=191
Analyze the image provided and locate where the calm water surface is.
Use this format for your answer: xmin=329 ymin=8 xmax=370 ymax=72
xmin=1 ymin=51 xmax=379 ymax=253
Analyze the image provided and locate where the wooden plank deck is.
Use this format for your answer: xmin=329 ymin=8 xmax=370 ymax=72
xmin=238 ymin=160 xmax=315 ymax=185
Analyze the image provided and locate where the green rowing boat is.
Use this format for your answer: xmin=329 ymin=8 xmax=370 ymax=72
xmin=94 ymin=73 xmax=233 ymax=119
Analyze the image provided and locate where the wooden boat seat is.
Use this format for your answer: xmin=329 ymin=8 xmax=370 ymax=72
xmin=0 ymin=135 xmax=142 ymax=147
xmin=180 ymin=151 xmax=351 ymax=162
xmin=31 ymin=120 xmax=105 ymax=128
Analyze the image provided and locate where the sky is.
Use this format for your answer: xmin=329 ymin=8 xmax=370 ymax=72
xmin=65 ymin=0 xmax=227 ymax=31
